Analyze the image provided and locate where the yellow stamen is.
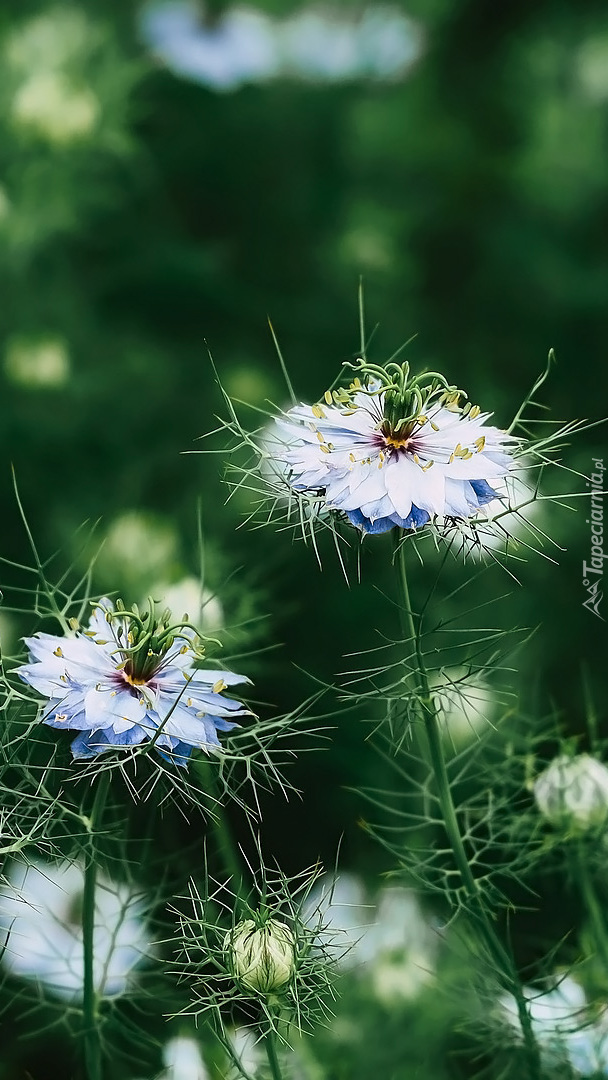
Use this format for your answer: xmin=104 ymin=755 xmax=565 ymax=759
xmin=324 ymin=390 xmax=333 ymax=405
xmin=316 ymin=431 xmax=325 ymax=443
xmin=384 ymin=433 xmax=411 ymax=451
xmin=53 ymin=647 xmax=63 ymax=658
xmin=123 ymin=671 xmax=147 ymax=687
xmin=469 ymin=404 xmax=481 ymax=419
xmin=312 ymin=404 xmax=325 ymax=419
xmin=212 ymin=679 xmax=226 ymax=694
xmin=475 ymin=435 xmax=486 ymax=452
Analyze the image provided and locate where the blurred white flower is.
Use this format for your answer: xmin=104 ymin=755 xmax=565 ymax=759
xmin=577 ymin=35 xmax=608 ymax=101
xmin=534 ymin=754 xmax=608 ymax=832
xmin=148 ymin=577 xmax=224 ymax=632
xmin=280 ymin=6 xmax=420 ymax=82
xmin=161 ymin=1036 xmax=209 ymax=1080
xmin=4 ymin=336 xmax=71 ymax=389
xmin=0 ymin=858 xmax=151 ymax=1000
xmin=12 ymin=71 xmax=99 ymax=144
xmin=228 ymin=1026 xmax=262 ymax=1076
xmin=500 ymin=976 xmax=608 ymax=1076
xmin=97 ymin=511 xmax=179 ymax=588
xmin=303 ymin=873 xmax=370 ymax=970
xmin=139 ymin=2 xmax=421 ymax=92
xmin=432 ymin=668 xmax=496 ymax=749
xmin=303 ymin=874 xmax=436 ymax=1002
xmin=6 ymin=8 xmax=94 ymax=73
xmin=141 ymin=1 xmax=279 ymax=91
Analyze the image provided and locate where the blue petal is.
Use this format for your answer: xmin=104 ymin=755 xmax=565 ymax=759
xmin=400 ymin=505 xmax=431 ymax=530
xmin=469 ymin=479 xmax=499 ymax=505
xmin=345 ymin=505 xmax=431 ymax=534
xmin=70 ymin=725 xmax=146 ymax=759
xmin=345 ymin=509 xmax=396 ymax=534
xmin=154 ymin=740 xmax=193 ymax=768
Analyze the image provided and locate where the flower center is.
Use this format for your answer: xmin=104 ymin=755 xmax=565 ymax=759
xmin=123 ymin=669 xmax=148 ymax=687
xmin=384 ymin=432 xmax=412 ymax=452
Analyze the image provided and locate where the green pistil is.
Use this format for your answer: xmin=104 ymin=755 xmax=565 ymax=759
xmin=320 ymin=358 xmax=469 ymax=435
xmin=93 ymin=598 xmax=205 ymax=682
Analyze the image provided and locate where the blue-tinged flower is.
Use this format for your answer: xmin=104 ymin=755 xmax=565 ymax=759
xmin=0 ymin=857 xmax=150 ymax=1000
xmin=269 ymin=362 xmax=517 ymax=535
xmin=16 ymin=597 xmax=251 ymax=765
xmin=500 ymin=976 xmax=608 ymax=1076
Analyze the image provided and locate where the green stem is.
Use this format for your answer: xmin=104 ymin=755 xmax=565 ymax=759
xmin=265 ymin=1028 xmax=285 ymax=1080
xmin=196 ymin=757 xmax=247 ymax=909
xmin=82 ymin=770 xmax=111 ymax=1080
xmin=396 ymin=539 xmax=541 ymax=1079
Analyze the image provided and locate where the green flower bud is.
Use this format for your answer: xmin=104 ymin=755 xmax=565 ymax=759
xmin=225 ymin=917 xmax=296 ymax=994
xmin=534 ymin=754 xmax=608 ymax=832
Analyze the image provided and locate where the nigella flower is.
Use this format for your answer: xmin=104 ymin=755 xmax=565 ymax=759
xmin=0 ymin=857 xmax=150 ymax=1000
xmin=16 ymin=597 xmax=251 ymax=765
xmin=303 ymin=874 xmax=437 ymax=1002
xmin=269 ymin=360 xmax=517 ymax=535
xmin=499 ymin=976 xmax=608 ymax=1076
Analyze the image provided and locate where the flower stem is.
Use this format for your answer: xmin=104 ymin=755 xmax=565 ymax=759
xmin=396 ymin=539 xmax=541 ymax=1078
xmin=265 ymin=1028 xmax=285 ymax=1080
xmin=82 ymin=770 xmax=111 ymax=1080
xmin=196 ymin=757 xmax=248 ymax=908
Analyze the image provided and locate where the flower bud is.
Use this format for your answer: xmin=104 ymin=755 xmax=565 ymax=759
xmin=533 ymin=754 xmax=608 ymax=832
xmin=225 ymin=917 xmax=296 ymax=994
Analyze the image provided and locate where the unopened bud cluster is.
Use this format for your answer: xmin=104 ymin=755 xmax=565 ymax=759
xmin=225 ymin=916 xmax=296 ymax=995
xmin=534 ymin=754 xmax=608 ymax=833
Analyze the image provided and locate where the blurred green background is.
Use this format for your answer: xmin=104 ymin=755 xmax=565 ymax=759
xmin=0 ymin=0 xmax=607 ymax=898
xmin=2 ymin=2 xmax=608 ymax=1077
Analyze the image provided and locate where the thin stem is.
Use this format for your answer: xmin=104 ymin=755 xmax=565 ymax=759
xmin=396 ymin=538 xmax=541 ymax=1079
xmin=265 ymin=1028 xmax=285 ymax=1080
xmin=82 ymin=770 xmax=111 ymax=1080
xmin=575 ymin=840 xmax=608 ymax=969
xmin=196 ymin=757 xmax=248 ymax=909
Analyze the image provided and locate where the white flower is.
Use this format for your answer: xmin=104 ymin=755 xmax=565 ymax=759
xmin=4 ymin=335 xmax=70 ymax=389
xmin=12 ymin=71 xmax=99 ymax=144
xmin=302 ymin=873 xmax=371 ymax=970
xmin=500 ymin=976 xmax=608 ymax=1076
xmin=0 ymin=858 xmax=150 ymax=1000
xmin=16 ymin=596 xmax=251 ymax=765
xmin=161 ymin=1036 xmax=209 ymax=1080
xmin=148 ymin=577 xmax=223 ymax=633
xmin=533 ymin=754 xmax=608 ymax=832
xmin=270 ymin=374 xmax=516 ymax=535
xmin=139 ymin=1 xmax=420 ymax=91
xmin=228 ymin=1027 xmax=261 ymax=1077
xmin=98 ymin=511 xmax=179 ymax=587
xmin=226 ymin=917 xmax=296 ymax=994
xmin=140 ymin=1 xmax=279 ymax=92
xmin=303 ymin=874 xmax=436 ymax=1002
xmin=432 ymin=668 xmax=496 ymax=748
